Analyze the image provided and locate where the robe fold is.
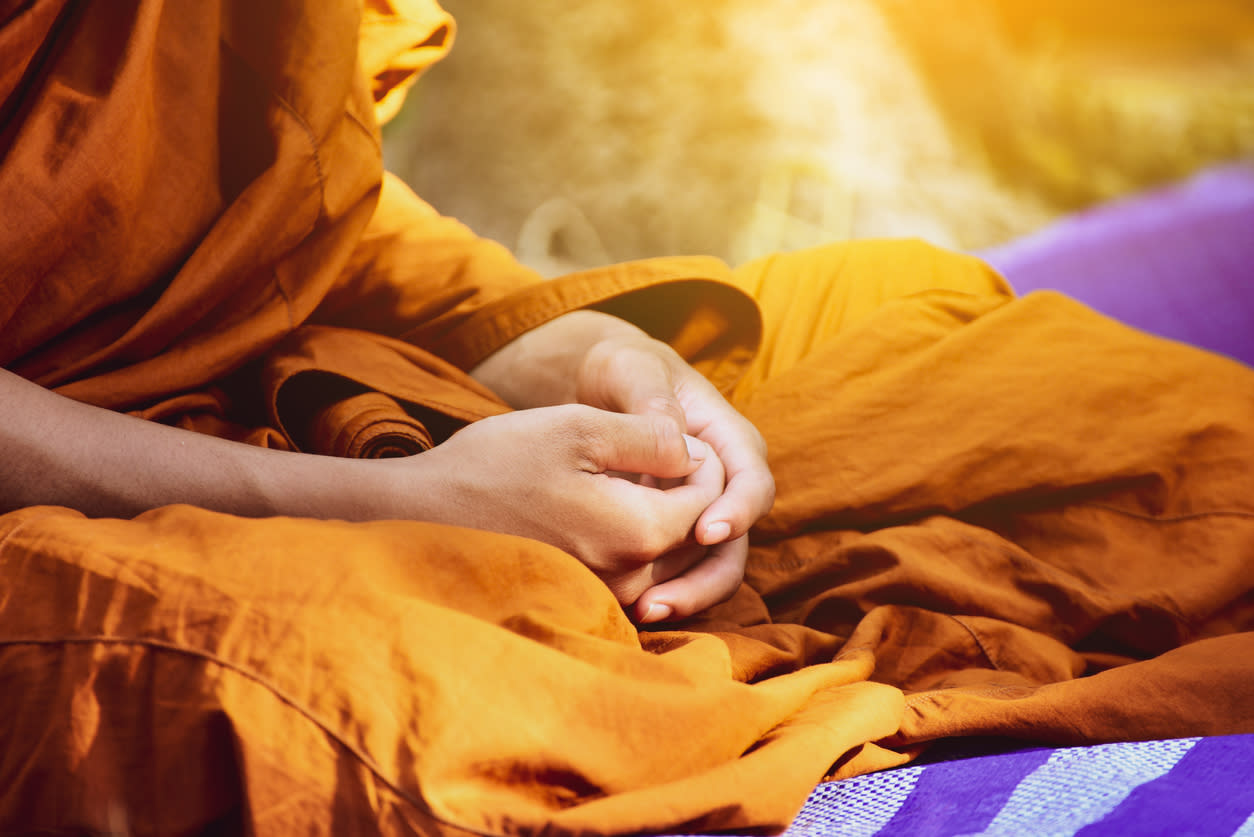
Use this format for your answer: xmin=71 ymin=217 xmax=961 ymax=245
xmin=2 ymin=1 xmax=1252 ymax=835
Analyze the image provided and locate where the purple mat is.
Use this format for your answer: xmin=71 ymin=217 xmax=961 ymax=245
xmin=664 ymin=735 xmax=1254 ymax=836
xmin=791 ymin=735 xmax=1254 ymax=836
xmin=981 ymin=163 xmax=1254 ymax=367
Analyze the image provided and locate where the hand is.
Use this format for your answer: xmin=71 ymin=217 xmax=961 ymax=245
xmin=575 ymin=332 xmax=775 ymax=623
xmin=403 ymin=404 xmax=726 ymax=607
xmin=471 ymin=311 xmax=775 ymax=623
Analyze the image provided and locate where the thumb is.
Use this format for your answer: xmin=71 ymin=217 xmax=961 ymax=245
xmin=583 ymin=412 xmax=707 ymax=481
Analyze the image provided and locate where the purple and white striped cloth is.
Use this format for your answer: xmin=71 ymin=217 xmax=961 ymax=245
xmin=661 ymin=735 xmax=1254 ymax=836
xmin=777 ymin=735 xmax=1254 ymax=836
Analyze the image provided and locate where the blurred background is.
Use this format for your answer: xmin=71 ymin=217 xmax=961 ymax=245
xmin=382 ymin=0 xmax=1254 ymax=277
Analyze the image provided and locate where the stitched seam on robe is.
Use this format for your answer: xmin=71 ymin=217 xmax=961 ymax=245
xmin=1079 ymin=502 xmax=1254 ymax=522
xmin=263 ymin=89 xmax=329 ymax=227
xmin=216 ymin=38 xmax=333 ymax=335
xmin=271 ymin=266 xmax=297 ymax=331
xmin=948 ymin=615 xmax=1003 ymax=672
xmin=345 ymin=105 xmax=382 ymax=152
xmin=219 ymin=36 xmax=333 ymax=225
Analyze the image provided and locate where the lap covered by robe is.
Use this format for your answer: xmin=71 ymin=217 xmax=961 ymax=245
xmin=4 ymin=245 xmax=1252 ymax=836
xmin=2 ymin=1 xmax=1252 ymax=836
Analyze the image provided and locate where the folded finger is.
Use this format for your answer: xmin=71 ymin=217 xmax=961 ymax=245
xmin=696 ymin=465 xmax=775 ymax=545
xmin=634 ymin=535 xmax=749 ymax=623
xmin=609 ymin=543 xmax=707 ymax=608
xmin=597 ymin=445 xmax=723 ymax=562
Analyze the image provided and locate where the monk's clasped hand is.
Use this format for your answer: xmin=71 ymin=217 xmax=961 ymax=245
xmin=416 ymin=404 xmax=726 ymax=609
xmin=574 ymin=334 xmax=776 ymax=623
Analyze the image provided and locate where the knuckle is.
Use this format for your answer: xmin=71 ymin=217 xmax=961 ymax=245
xmin=606 ymin=341 xmax=643 ymax=373
xmin=575 ymin=343 xmax=615 ymax=395
xmin=559 ymin=406 xmax=608 ymax=462
xmin=605 ymin=572 xmax=643 ymax=608
xmin=624 ymin=532 xmax=660 ymax=564
xmin=644 ymin=393 xmax=682 ymax=421
xmin=711 ymin=581 xmax=739 ymax=607
xmin=761 ymin=470 xmax=777 ymax=508
xmin=647 ymin=415 xmax=685 ymax=463
xmin=623 ymin=522 xmax=670 ymax=564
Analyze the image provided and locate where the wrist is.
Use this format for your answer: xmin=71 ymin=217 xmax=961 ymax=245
xmin=276 ymin=452 xmax=421 ymax=523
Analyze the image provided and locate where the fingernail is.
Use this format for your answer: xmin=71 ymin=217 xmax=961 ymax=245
xmin=703 ymin=521 xmax=731 ymax=545
xmin=642 ymin=603 xmax=673 ymax=624
xmin=684 ymin=435 xmax=706 ymax=461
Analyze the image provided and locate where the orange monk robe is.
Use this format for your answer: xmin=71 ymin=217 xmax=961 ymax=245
xmin=2 ymin=2 xmax=1253 ymax=836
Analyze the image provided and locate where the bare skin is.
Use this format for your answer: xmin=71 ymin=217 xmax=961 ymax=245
xmin=0 ymin=310 xmax=772 ymax=624
xmin=470 ymin=310 xmax=775 ymax=622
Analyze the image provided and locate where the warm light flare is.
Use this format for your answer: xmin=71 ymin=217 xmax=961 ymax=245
xmin=384 ymin=0 xmax=1254 ymax=273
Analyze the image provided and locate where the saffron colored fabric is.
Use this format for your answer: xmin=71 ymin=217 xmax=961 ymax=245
xmin=1 ymin=1 xmax=1252 ymax=835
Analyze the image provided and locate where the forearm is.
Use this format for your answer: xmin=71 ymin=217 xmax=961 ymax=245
xmin=0 ymin=367 xmax=400 ymax=520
